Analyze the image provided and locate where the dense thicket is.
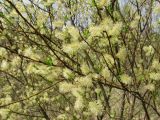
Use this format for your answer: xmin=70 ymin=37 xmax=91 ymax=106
xmin=1 ymin=0 xmax=160 ymax=119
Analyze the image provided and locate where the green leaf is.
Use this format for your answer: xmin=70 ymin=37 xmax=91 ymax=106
xmin=106 ymin=5 xmax=113 ymax=13
xmin=0 ymin=12 xmax=4 ymax=18
xmin=83 ymin=29 xmax=90 ymax=38
xmin=122 ymin=25 xmax=129 ymax=32
xmin=138 ymin=75 xmax=145 ymax=81
xmin=91 ymin=0 xmax=96 ymax=7
xmin=64 ymin=15 xmax=68 ymax=21
xmin=45 ymin=57 xmax=53 ymax=66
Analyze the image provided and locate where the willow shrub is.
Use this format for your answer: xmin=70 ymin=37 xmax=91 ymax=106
xmin=0 ymin=0 xmax=160 ymax=120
